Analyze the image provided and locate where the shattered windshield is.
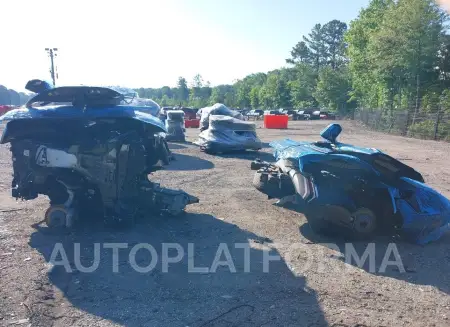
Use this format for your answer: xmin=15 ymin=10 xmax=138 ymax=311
xmin=107 ymin=86 xmax=138 ymax=104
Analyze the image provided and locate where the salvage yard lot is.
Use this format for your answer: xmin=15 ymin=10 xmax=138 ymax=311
xmin=0 ymin=120 xmax=449 ymax=327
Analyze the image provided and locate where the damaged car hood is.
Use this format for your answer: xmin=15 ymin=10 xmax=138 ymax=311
xmin=0 ymin=85 xmax=166 ymax=143
xmin=0 ymin=105 xmax=165 ymax=129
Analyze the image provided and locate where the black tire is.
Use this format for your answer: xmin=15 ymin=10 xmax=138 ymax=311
xmin=201 ymin=145 xmax=217 ymax=155
xmin=305 ymin=205 xmax=341 ymax=237
xmin=306 ymin=214 xmax=333 ymax=236
xmin=351 ymin=207 xmax=377 ymax=238
xmin=46 ymin=179 xmax=70 ymax=205
xmin=252 ymin=170 xmax=295 ymax=199
xmin=44 ymin=206 xmax=69 ymax=229
xmin=159 ymin=139 xmax=171 ymax=165
xmin=306 ymin=205 xmax=377 ymax=240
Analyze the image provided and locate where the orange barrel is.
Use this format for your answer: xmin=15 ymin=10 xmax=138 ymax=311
xmin=263 ymin=114 xmax=289 ymax=129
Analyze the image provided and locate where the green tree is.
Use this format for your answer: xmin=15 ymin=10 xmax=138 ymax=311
xmin=249 ymin=86 xmax=261 ymax=108
xmin=160 ymin=94 xmax=169 ymax=106
xmin=224 ymin=91 xmax=236 ymax=107
xmin=258 ymin=84 xmax=270 ymax=109
xmin=369 ymin=0 xmax=445 ymax=118
xmin=234 ymin=80 xmax=251 ymax=108
xmin=263 ymin=73 xmax=291 ymax=109
xmin=160 ymin=86 xmax=173 ymax=99
xmin=303 ymin=23 xmax=327 ymax=69
xmin=209 ymin=85 xmax=234 ymax=105
xmin=192 ymin=74 xmax=204 ymax=88
xmin=209 ymin=87 xmax=222 ymax=104
xmin=321 ymin=20 xmax=347 ymax=69
xmin=176 ymin=77 xmax=189 ymax=105
xmin=345 ymin=0 xmax=394 ymax=108
xmin=286 ymin=41 xmax=311 ymax=64
xmin=288 ymin=63 xmax=318 ymax=108
xmin=314 ymin=67 xmax=354 ymax=114
xmin=189 ymin=74 xmax=204 ymax=107
xmin=289 ymin=20 xmax=347 ymax=70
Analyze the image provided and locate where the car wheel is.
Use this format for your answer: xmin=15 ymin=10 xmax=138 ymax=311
xmin=45 ymin=206 xmax=69 ymax=228
xmin=252 ymin=170 xmax=295 ymax=199
xmin=159 ymin=139 xmax=171 ymax=165
xmin=351 ymin=207 xmax=377 ymax=238
xmin=305 ymin=205 xmax=349 ymax=237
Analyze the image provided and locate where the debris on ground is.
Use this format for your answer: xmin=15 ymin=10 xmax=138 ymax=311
xmin=5 ymin=318 xmax=29 ymax=325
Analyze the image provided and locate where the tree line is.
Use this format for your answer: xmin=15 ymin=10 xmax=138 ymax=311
xmin=136 ymin=0 xmax=450 ymax=118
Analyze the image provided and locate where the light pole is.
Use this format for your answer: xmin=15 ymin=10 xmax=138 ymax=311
xmin=45 ymin=48 xmax=58 ymax=86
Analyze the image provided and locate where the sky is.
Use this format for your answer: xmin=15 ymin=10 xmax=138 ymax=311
xmin=1 ymin=0 xmax=370 ymax=92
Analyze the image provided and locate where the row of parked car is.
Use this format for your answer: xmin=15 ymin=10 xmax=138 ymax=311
xmin=245 ymin=109 xmax=336 ymax=120
xmin=158 ymin=106 xmax=337 ymax=122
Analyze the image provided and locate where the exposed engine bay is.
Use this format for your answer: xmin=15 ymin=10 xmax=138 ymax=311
xmin=0 ymin=81 xmax=198 ymax=228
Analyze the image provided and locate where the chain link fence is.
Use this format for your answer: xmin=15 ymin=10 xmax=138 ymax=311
xmin=355 ymin=109 xmax=450 ymax=142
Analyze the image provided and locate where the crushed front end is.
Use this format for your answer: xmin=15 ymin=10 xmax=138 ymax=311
xmin=0 ymin=83 xmax=199 ymax=229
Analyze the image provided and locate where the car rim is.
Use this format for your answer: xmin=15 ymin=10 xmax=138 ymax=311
xmin=352 ymin=208 xmax=375 ymax=233
xmin=45 ymin=207 xmax=68 ymax=228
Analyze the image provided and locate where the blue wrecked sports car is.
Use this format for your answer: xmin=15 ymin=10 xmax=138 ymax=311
xmin=251 ymin=124 xmax=450 ymax=244
xmin=0 ymin=80 xmax=198 ymax=229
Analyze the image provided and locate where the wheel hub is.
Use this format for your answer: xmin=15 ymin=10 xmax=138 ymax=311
xmin=44 ymin=206 xmax=75 ymax=228
xmin=352 ymin=208 xmax=376 ymax=233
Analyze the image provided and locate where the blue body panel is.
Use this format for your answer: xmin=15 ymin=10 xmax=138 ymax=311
xmin=397 ymin=178 xmax=450 ymax=244
xmin=269 ymin=125 xmax=450 ymax=244
xmin=270 ymin=139 xmax=380 ymax=176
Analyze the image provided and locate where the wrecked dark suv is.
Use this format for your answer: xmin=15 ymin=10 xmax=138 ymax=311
xmin=251 ymin=124 xmax=450 ymax=244
xmin=0 ymin=80 xmax=198 ymax=228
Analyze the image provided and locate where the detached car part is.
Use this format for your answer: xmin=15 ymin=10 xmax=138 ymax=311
xmin=198 ymin=103 xmax=243 ymax=132
xmin=0 ymin=80 xmax=198 ymax=229
xmin=165 ymin=110 xmax=186 ymax=142
xmin=195 ymin=115 xmax=262 ymax=154
xmin=251 ymin=123 xmax=450 ymax=244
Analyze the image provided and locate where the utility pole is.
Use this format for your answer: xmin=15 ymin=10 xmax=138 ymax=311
xmin=45 ymin=48 xmax=58 ymax=86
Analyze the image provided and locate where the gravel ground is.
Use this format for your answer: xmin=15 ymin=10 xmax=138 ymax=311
xmin=0 ymin=120 xmax=449 ymax=327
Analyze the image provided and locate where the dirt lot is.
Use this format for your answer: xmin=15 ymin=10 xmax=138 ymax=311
xmin=0 ymin=120 xmax=449 ymax=327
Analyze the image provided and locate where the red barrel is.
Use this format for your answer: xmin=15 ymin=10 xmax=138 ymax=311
xmin=263 ymin=114 xmax=288 ymax=129
xmin=185 ymin=119 xmax=200 ymax=128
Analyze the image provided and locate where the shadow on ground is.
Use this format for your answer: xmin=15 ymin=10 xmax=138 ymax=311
xmin=29 ymin=214 xmax=327 ymax=327
xmin=213 ymin=150 xmax=275 ymax=162
xmin=167 ymin=143 xmax=188 ymax=150
xmin=299 ymin=223 xmax=450 ymax=295
xmin=165 ymin=154 xmax=214 ymax=171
